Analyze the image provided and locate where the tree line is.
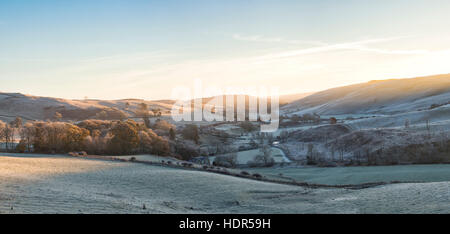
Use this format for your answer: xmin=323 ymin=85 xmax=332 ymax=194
xmin=0 ymin=117 xmax=201 ymax=159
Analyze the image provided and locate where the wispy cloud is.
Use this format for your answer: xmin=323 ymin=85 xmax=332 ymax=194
xmin=8 ymin=35 xmax=448 ymax=100
xmin=81 ymin=52 xmax=171 ymax=64
xmin=49 ymin=36 xmax=436 ymax=89
xmin=232 ymin=33 xmax=326 ymax=46
xmin=349 ymin=46 xmax=430 ymax=55
xmin=254 ymin=36 xmax=429 ymax=62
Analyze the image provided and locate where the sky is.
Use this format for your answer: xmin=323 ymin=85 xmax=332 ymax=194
xmin=1 ymin=0 xmax=450 ymax=100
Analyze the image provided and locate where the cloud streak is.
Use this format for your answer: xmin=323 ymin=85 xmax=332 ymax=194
xmin=232 ymin=34 xmax=327 ymax=46
xmin=50 ymin=36 xmax=438 ymax=90
xmin=6 ymin=34 xmax=448 ymax=100
xmin=253 ymin=36 xmax=430 ymax=62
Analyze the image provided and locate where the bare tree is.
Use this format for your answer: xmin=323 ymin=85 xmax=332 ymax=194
xmin=0 ymin=121 xmax=6 ymax=151
xmin=137 ymin=103 xmax=151 ymax=128
xmin=425 ymin=119 xmax=432 ymax=139
xmin=279 ymin=130 xmax=289 ymax=143
xmin=329 ymin=146 xmax=336 ymax=161
xmin=404 ymin=119 xmax=410 ymax=129
xmin=53 ymin=112 xmax=63 ymax=121
xmin=3 ymin=124 xmax=15 ymax=151
xmin=249 ymin=146 xmax=274 ymax=167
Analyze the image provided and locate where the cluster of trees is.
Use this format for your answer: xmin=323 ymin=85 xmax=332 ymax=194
xmin=213 ymin=153 xmax=237 ymax=168
xmin=290 ymin=113 xmax=321 ymax=124
xmin=279 ymin=113 xmax=322 ymax=127
xmin=0 ymin=117 xmax=21 ymax=151
xmin=1 ymin=117 xmax=175 ymax=156
xmin=239 ymin=121 xmax=257 ymax=132
xmin=181 ymin=124 xmax=200 ymax=144
xmin=0 ymin=115 xmax=208 ymax=161
xmin=95 ymin=108 xmax=128 ymax=120
xmin=247 ymin=146 xmax=275 ymax=167
xmin=211 ymin=146 xmax=276 ymax=168
xmin=106 ymin=120 xmax=170 ymax=155
xmin=349 ymin=140 xmax=450 ymax=166
xmin=429 ymin=101 xmax=450 ymax=110
xmin=19 ymin=121 xmax=90 ymax=153
xmin=135 ymin=103 xmax=163 ymax=128
xmin=305 ymin=131 xmax=450 ymax=166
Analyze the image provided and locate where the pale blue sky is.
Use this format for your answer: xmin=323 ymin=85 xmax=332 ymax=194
xmin=1 ymin=0 xmax=450 ymax=99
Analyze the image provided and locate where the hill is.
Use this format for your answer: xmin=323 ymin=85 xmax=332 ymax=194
xmin=0 ymin=92 xmax=174 ymax=122
xmin=283 ymin=74 xmax=450 ymax=115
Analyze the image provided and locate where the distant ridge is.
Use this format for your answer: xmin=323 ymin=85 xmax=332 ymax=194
xmin=282 ymin=74 xmax=450 ymax=115
xmin=0 ymin=92 xmax=175 ymax=122
xmin=1 ymin=74 xmax=449 ymax=121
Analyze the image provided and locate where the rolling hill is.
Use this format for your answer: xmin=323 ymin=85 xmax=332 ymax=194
xmin=0 ymin=91 xmax=311 ymax=123
xmin=0 ymin=92 xmax=175 ymax=122
xmin=1 ymin=74 xmax=449 ymax=122
xmin=282 ymin=74 xmax=450 ymax=115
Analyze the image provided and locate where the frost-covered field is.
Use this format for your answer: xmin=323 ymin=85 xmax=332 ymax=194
xmin=249 ymin=164 xmax=450 ymax=185
xmin=210 ymin=147 xmax=291 ymax=165
xmin=1 ymin=155 xmax=449 ymax=214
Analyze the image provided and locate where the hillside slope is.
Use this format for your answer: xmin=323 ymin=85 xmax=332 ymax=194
xmin=0 ymin=93 xmax=174 ymax=122
xmin=283 ymin=74 xmax=450 ymax=115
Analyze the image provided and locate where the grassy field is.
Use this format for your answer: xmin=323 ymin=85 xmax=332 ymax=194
xmin=1 ymin=154 xmax=449 ymax=214
xmin=248 ymin=164 xmax=450 ymax=185
xmin=209 ymin=147 xmax=291 ymax=166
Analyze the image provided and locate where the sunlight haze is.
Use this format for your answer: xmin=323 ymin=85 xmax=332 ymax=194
xmin=1 ymin=0 xmax=450 ymax=100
